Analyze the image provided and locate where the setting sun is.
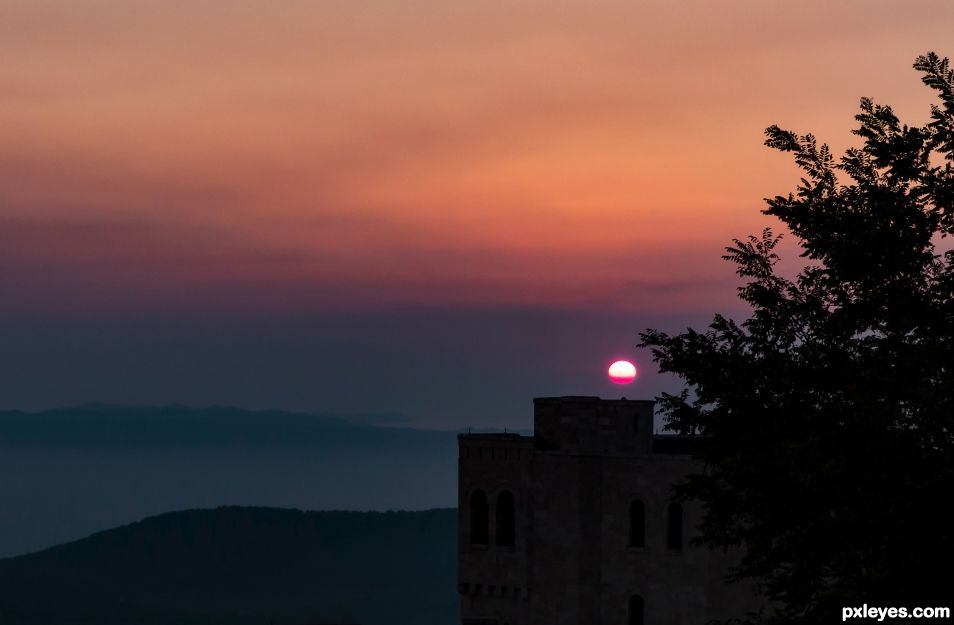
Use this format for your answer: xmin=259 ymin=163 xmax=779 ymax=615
xmin=607 ymin=360 xmax=637 ymax=384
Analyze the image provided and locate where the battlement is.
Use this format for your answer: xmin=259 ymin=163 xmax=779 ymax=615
xmin=457 ymin=398 xmax=705 ymax=459
xmin=532 ymin=396 xmax=655 ymax=455
xmin=459 ymin=432 xmax=533 ymax=463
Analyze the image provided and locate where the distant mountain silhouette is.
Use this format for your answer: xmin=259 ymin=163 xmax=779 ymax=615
xmin=0 ymin=506 xmax=457 ymax=625
xmin=0 ymin=403 xmax=437 ymax=450
xmin=0 ymin=404 xmax=462 ymax=556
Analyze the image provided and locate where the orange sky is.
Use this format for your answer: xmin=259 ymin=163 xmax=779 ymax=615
xmin=3 ymin=0 xmax=953 ymax=314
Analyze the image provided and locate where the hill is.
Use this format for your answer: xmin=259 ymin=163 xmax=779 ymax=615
xmin=0 ymin=506 xmax=458 ymax=625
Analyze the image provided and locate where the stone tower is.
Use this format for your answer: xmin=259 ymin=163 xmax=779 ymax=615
xmin=457 ymin=396 xmax=758 ymax=625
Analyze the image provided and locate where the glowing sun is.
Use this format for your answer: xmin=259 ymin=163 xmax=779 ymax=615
xmin=608 ymin=360 xmax=637 ymax=384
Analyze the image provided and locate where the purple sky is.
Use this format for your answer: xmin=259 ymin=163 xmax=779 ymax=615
xmin=2 ymin=0 xmax=950 ymax=427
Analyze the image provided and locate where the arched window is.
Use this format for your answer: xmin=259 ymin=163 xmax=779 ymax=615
xmin=628 ymin=594 xmax=644 ymax=625
xmin=496 ymin=490 xmax=516 ymax=547
xmin=629 ymin=499 xmax=645 ymax=548
xmin=470 ymin=490 xmax=488 ymax=545
xmin=667 ymin=502 xmax=683 ymax=551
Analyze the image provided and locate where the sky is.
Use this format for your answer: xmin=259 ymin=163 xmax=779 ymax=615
xmin=2 ymin=0 xmax=953 ymax=428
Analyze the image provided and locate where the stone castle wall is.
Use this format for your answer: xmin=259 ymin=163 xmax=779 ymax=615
xmin=458 ymin=396 xmax=759 ymax=625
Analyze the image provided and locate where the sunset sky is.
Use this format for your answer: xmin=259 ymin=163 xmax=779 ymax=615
xmin=2 ymin=0 xmax=952 ymax=427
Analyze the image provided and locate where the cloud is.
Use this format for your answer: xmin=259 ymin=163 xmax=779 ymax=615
xmin=1 ymin=1 xmax=949 ymax=315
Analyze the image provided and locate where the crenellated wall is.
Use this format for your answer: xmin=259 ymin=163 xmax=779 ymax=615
xmin=531 ymin=396 xmax=654 ymax=455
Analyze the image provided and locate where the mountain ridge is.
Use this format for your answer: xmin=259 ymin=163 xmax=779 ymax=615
xmin=0 ymin=403 xmax=458 ymax=450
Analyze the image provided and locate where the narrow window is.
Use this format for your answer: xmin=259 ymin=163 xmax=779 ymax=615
xmin=496 ymin=490 xmax=516 ymax=546
xmin=628 ymin=594 xmax=644 ymax=625
xmin=629 ymin=499 xmax=645 ymax=548
xmin=666 ymin=502 xmax=683 ymax=551
xmin=470 ymin=490 xmax=489 ymax=545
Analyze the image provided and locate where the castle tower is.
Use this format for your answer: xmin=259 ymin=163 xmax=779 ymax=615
xmin=457 ymin=396 xmax=757 ymax=625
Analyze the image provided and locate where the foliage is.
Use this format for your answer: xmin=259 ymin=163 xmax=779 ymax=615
xmin=639 ymin=52 xmax=954 ymax=623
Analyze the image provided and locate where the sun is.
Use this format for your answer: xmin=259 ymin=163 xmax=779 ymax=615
xmin=607 ymin=360 xmax=637 ymax=384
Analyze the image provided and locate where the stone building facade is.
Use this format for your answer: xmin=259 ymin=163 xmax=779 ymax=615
xmin=458 ymin=396 xmax=759 ymax=625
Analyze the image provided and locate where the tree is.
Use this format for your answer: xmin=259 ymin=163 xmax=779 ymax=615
xmin=639 ymin=52 xmax=954 ymax=624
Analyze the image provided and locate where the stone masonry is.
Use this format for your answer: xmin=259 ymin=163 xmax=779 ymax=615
xmin=457 ymin=396 xmax=760 ymax=625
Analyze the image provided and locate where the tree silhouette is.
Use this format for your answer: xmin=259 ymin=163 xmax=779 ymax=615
xmin=639 ymin=52 xmax=954 ymax=624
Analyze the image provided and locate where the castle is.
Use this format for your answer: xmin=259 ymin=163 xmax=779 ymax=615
xmin=457 ymin=396 xmax=759 ymax=625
